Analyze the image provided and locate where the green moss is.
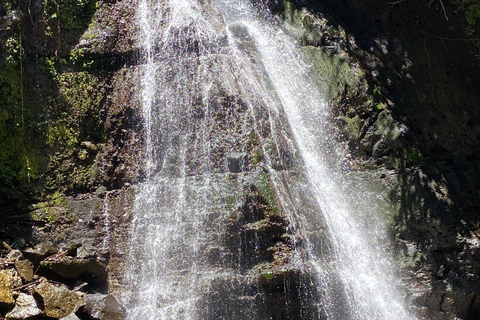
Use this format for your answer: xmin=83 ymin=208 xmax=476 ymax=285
xmin=46 ymin=71 xmax=105 ymax=151
xmin=339 ymin=115 xmax=362 ymax=141
xmin=252 ymin=149 xmax=265 ymax=166
xmin=34 ymin=191 xmax=73 ymax=223
xmin=260 ymin=270 xmax=274 ymax=280
xmin=302 ymin=46 xmax=363 ymax=101
xmin=258 ymin=172 xmax=279 ymax=214
xmin=0 ymin=34 xmax=45 ymax=195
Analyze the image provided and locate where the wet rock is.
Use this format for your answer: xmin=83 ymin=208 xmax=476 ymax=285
xmin=14 ymin=260 xmax=34 ymax=282
xmin=34 ymin=278 xmax=85 ymax=319
xmin=77 ymin=246 xmax=96 ymax=259
xmin=0 ymin=269 xmax=15 ymax=306
xmin=5 ymin=293 xmax=41 ymax=319
xmin=83 ymin=293 xmax=126 ymax=320
xmin=227 ymin=152 xmax=247 ymax=173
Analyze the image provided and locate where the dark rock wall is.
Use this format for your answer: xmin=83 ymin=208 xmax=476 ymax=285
xmin=266 ymin=0 xmax=480 ymax=319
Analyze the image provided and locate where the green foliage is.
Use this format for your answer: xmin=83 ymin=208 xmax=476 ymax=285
xmin=2 ymin=0 xmax=17 ymax=11
xmin=69 ymin=48 xmax=94 ymax=68
xmin=445 ymin=0 xmax=480 ymax=57
xmin=42 ymin=56 xmax=59 ymax=78
xmin=43 ymin=0 xmax=97 ymax=30
xmin=450 ymin=0 xmax=480 ymax=36
xmin=0 ymin=31 xmax=44 ymax=195
xmin=405 ymin=147 xmax=423 ymax=164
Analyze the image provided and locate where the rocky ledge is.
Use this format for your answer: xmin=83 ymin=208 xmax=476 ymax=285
xmin=0 ymin=242 xmax=125 ymax=320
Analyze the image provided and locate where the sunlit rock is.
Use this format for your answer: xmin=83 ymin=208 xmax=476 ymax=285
xmin=0 ymin=270 xmax=15 ymax=306
xmin=5 ymin=293 xmax=41 ymax=319
xmin=14 ymin=260 xmax=34 ymax=282
xmin=34 ymin=278 xmax=85 ymax=319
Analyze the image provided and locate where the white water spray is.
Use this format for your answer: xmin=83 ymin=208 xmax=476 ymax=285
xmin=123 ymin=0 xmax=416 ymax=319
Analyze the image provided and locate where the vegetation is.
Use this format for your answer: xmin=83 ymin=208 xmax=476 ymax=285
xmin=43 ymin=0 xmax=97 ymax=31
xmin=0 ymin=0 xmax=103 ymax=203
xmin=0 ymin=10 xmax=43 ymax=198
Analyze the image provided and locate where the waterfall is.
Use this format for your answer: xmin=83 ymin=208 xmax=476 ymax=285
xmin=123 ymin=0 xmax=417 ymax=319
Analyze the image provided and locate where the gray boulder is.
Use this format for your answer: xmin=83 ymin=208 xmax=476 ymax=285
xmin=83 ymin=293 xmax=125 ymax=320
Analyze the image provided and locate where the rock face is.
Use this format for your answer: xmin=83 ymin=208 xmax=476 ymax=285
xmin=0 ymin=0 xmax=479 ymax=319
xmin=272 ymin=0 xmax=480 ymax=319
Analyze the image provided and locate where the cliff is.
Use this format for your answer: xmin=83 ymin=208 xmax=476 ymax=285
xmin=0 ymin=0 xmax=479 ymax=319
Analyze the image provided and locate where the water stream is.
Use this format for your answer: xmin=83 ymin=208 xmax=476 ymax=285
xmin=123 ymin=0 xmax=417 ymax=319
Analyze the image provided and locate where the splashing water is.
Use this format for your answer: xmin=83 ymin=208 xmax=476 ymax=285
xmin=123 ymin=0 xmax=417 ymax=319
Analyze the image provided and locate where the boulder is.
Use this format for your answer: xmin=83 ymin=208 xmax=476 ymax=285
xmin=34 ymin=278 xmax=85 ymax=319
xmin=83 ymin=293 xmax=126 ymax=320
xmin=14 ymin=260 xmax=34 ymax=282
xmin=0 ymin=269 xmax=15 ymax=306
xmin=40 ymin=253 xmax=107 ymax=283
xmin=6 ymin=250 xmax=23 ymax=262
xmin=5 ymin=293 xmax=41 ymax=319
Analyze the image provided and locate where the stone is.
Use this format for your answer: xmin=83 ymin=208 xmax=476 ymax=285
xmin=83 ymin=293 xmax=126 ymax=320
xmin=77 ymin=246 xmax=95 ymax=259
xmin=14 ymin=260 xmax=34 ymax=282
xmin=0 ymin=269 xmax=15 ymax=306
xmin=60 ymin=314 xmax=82 ymax=320
xmin=6 ymin=250 xmax=23 ymax=262
xmin=361 ymin=110 xmax=407 ymax=158
xmin=34 ymin=278 xmax=85 ymax=319
xmin=227 ymin=152 xmax=247 ymax=173
xmin=3 ymin=241 xmax=12 ymax=251
xmin=40 ymin=253 xmax=107 ymax=283
xmin=23 ymin=241 xmax=57 ymax=264
xmin=81 ymin=141 xmax=98 ymax=152
xmin=95 ymin=186 xmax=107 ymax=198
xmin=5 ymin=293 xmax=41 ymax=319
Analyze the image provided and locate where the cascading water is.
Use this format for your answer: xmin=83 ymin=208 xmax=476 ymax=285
xmin=123 ymin=0 xmax=417 ymax=319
